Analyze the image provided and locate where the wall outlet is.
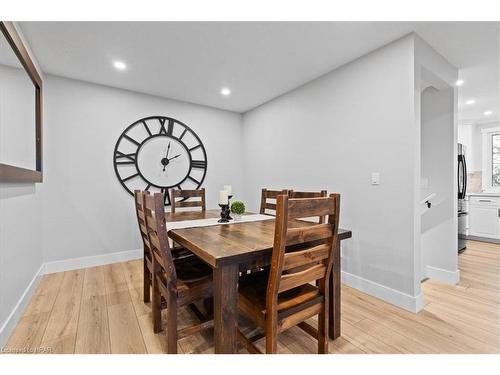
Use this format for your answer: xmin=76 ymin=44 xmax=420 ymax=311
xmin=371 ymin=172 xmax=380 ymax=185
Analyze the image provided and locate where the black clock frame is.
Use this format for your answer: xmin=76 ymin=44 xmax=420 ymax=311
xmin=113 ymin=115 xmax=207 ymax=206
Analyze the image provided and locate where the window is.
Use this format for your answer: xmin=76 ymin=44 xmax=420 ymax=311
xmin=481 ymin=127 xmax=500 ymax=192
xmin=492 ymin=134 xmax=500 ymax=187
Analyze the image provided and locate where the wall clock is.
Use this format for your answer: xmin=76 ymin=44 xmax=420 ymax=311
xmin=113 ymin=116 xmax=207 ymax=206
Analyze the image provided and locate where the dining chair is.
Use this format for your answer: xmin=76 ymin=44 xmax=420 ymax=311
xmin=238 ymin=193 xmax=340 ymax=354
xmin=170 ymin=188 xmax=206 ymax=213
xmin=288 ymin=190 xmax=328 ymax=223
xmin=134 ymin=190 xmax=194 ymax=303
xmin=259 ymin=188 xmax=289 ymax=215
xmin=134 ymin=190 xmax=154 ymax=303
xmin=143 ymin=192 xmax=214 ymax=353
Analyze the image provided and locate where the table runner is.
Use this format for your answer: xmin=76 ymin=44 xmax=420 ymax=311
xmin=167 ymin=213 xmax=274 ymax=231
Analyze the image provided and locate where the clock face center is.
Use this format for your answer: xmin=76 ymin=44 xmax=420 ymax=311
xmin=136 ymin=135 xmax=190 ymax=187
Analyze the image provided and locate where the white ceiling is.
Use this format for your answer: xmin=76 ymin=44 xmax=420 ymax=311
xmin=19 ymin=22 xmax=499 ymax=119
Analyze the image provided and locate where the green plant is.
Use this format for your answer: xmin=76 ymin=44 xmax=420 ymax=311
xmin=230 ymin=201 xmax=245 ymax=215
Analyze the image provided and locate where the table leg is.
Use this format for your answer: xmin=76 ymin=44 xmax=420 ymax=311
xmin=213 ymin=263 xmax=239 ymax=353
xmin=329 ymin=238 xmax=341 ymax=339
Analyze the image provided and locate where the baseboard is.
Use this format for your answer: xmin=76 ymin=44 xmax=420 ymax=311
xmin=341 ymin=271 xmax=424 ymax=313
xmin=44 ymin=248 xmax=143 ymax=274
xmin=0 ymin=263 xmax=44 ymax=348
xmin=425 ymin=266 xmax=460 ymax=284
xmin=466 ymin=235 xmax=500 ymax=244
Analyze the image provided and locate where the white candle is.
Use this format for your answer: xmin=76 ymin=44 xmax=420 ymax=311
xmin=219 ymin=190 xmax=229 ymax=205
xmin=223 ymin=185 xmax=232 ymax=195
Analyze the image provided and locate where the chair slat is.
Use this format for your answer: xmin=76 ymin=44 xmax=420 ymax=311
xmin=136 ymin=209 xmax=145 ymax=220
xmin=139 ymin=223 xmax=148 ymax=236
xmin=288 ymin=190 xmax=328 ymax=223
xmin=264 ymin=190 xmax=287 ymax=199
xmin=278 ymin=264 xmax=327 ymax=293
xmin=152 ymin=249 xmax=167 ymax=270
xmin=265 ymin=203 xmax=277 ymax=210
xmin=288 ymin=190 xmax=327 ymax=199
xmin=279 ymin=302 xmax=323 ymax=332
xmin=286 ymin=223 xmax=333 ymax=245
xmin=177 ymin=200 xmax=203 ymax=208
xmin=144 ymin=209 xmax=157 ymax=229
xmin=287 ymin=197 xmax=336 ymax=219
xmin=149 ymin=231 xmax=162 ymax=253
xmin=283 ymin=243 xmax=331 ymax=271
xmin=170 ymin=188 xmax=206 ymax=213
xmin=260 ymin=188 xmax=288 ymax=215
xmin=172 ymin=189 xmax=204 ymax=198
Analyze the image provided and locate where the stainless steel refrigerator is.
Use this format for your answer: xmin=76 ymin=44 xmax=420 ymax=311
xmin=458 ymin=143 xmax=468 ymax=252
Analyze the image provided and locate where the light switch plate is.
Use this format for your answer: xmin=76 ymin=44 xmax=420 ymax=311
xmin=371 ymin=172 xmax=380 ymax=185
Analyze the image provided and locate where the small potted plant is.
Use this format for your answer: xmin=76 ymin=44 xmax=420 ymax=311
xmin=230 ymin=201 xmax=245 ymax=221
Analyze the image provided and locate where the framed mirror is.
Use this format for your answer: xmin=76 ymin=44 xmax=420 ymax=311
xmin=0 ymin=21 xmax=43 ymax=183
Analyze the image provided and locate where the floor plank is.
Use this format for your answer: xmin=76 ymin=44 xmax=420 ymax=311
xmin=39 ymin=269 xmax=85 ymax=353
xmin=74 ymin=266 xmax=111 ymax=353
xmin=103 ymin=263 xmax=147 ymax=354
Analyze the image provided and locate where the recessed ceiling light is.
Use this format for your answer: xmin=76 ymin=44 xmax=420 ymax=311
xmin=455 ymin=79 xmax=464 ymax=86
xmin=484 ymin=110 xmax=493 ymax=116
xmin=221 ymin=87 xmax=231 ymax=96
xmin=113 ymin=61 xmax=127 ymax=71
xmin=465 ymin=99 xmax=475 ymax=105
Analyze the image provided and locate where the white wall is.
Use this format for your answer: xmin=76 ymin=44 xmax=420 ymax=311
xmin=420 ymin=87 xmax=458 ymax=283
xmin=412 ymin=35 xmax=458 ymax=291
xmin=242 ymin=35 xmax=421 ymax=310
xmin=40 ymin=75 xmax=243 ymax=263
xmin=0 ymin=184 xmax=43 ymax=343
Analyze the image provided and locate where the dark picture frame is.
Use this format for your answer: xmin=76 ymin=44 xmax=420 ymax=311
xmin=0 ymin=21 xmax=43 ymax=183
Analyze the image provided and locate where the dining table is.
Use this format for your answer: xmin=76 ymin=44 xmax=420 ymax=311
xmin=166 ymin=209 xmax=352 ymax=354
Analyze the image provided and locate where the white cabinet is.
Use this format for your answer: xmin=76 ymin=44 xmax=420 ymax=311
xmin=468 ymin=196 xmax=500 ymax=239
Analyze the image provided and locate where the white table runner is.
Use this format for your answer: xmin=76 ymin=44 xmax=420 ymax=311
xmin=167 ymin=213 xmax=274 ymax=231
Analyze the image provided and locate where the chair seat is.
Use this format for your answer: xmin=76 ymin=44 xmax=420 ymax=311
xmin=238 ymin=271 xmax=323 ymax=330
xmin=174 ymin=255 xmax=212 ymax=283
xmin=155 ymin=256 xmax=213 ymax=308
xmin=145 ymin=247 xmax=194 ymax=273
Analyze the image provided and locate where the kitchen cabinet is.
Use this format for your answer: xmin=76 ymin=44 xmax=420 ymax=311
xmin=468 ymin=195 xmax=500 ymax=239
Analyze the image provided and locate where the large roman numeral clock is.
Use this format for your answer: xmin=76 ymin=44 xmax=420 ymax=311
xmin=113 ymin=116 xmax=207 ymax=206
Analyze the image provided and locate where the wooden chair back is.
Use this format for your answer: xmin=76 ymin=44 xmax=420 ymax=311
xmin=267 ymin=193 xmax=340 ymax=300
xmin=134 ymin=190 xmax=151 ymax=252
xmin=170 ymin=188 xmax=206 ymax=213
xmin=260 ymin=188 xmax=289 ymax=215
xmin=143 ymin=192 xmax=177 ymax=284
xmin=288 ymin=190 xmax=328 ymax=223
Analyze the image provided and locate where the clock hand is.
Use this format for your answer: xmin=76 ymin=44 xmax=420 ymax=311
xmin=162 ymin=141 xmax=172 ymax=172
xmin=168 ymin=154 xmax=181 ymax=161
xmin=166 ymin=141 xmax=171 ymax=158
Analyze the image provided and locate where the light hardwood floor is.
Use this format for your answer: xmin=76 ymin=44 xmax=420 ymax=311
xmin=4 ymin=240 xmax=499 ymax=354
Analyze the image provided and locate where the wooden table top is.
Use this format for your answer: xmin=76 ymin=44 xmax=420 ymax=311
xmin=166 ymin=209 xmax=352 ymax=268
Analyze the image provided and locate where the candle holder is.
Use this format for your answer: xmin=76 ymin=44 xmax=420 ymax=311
xmin=227 ymin=195 xmax=233 ymax=220
xmin=218 ymin=204 xmax=230 ymax=223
